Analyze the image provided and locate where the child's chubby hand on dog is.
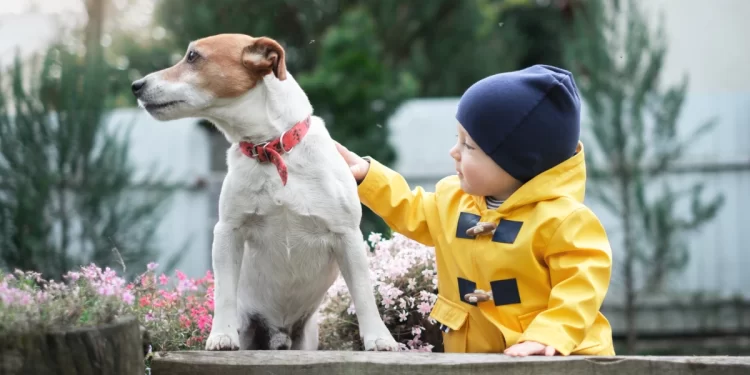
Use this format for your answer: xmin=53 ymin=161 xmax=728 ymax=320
xmin=335 ymin=142 xmax=370 ymax=182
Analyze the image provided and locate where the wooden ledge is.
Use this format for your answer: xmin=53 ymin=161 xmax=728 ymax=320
xmin=151 ymin=350 xmax=750 ymax=375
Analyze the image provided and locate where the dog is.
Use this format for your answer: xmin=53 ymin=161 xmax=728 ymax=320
xmin=131 ymin=34 xmax=399 ymax=352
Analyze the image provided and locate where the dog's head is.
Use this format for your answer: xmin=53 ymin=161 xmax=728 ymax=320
xmin=131 ymin=34 xmax=289 ymax=122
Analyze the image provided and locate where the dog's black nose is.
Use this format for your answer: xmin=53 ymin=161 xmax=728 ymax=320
xmin=131 ymin=79 xmax=147 ymax=96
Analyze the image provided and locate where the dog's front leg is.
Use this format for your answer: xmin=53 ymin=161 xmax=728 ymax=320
xmin=205 ymin=221 xmax=243 ymax=351
xmin=335 ymin=229 xmax=399 ymax=351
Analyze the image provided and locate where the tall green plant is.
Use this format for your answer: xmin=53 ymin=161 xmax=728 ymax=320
xmin=563 ymin=0 xmax=724 ymax=354
xmin=296 ymin=7 xmax=418 ymax=236
xmin=0 ymin=44 xmax=179 ymax=280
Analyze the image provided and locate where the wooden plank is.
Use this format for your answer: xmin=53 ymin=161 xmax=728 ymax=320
xmin=151 ymin=350 xmax=750 ymax=375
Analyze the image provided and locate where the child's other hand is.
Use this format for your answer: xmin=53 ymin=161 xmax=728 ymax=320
xmin=334 ymin=141 xmax=370 ymax=182
xmin=504 ymin=341 xmax=557 ymax=357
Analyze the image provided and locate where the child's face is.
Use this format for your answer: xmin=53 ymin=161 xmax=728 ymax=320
xmin=449 ymin=123 xmax=522 ymax=200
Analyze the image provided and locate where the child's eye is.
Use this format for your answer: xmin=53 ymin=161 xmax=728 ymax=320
xmin=463 ymin=142 xmax=474 ymax=150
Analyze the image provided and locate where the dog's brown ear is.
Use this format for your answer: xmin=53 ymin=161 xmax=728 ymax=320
xmin=242 ymin=37 xmax=287 ymax=81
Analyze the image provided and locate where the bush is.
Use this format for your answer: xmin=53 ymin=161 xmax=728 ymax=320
xmin=0 ymin=231 xmax=443 ymax=368
xmin=132 ymin=266 xmax=214 ymax=352
xmin=0 ymin=265 xmax=136 ymax=336
xmin=0 ymin=262 xmax=213 ymax=374
xmin=318 ymin=232 xmax=443 ymax=352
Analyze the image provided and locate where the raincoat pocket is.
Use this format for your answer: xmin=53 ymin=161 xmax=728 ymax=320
xmin=429 ymin=294 xmax=469 ymax=352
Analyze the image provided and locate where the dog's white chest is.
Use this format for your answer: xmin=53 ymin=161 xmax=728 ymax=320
xmin=236 ymin=203 xmax=341 ymax=323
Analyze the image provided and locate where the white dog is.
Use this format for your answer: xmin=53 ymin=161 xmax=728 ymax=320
xmin=131 ymin=33 xmax=398 ymax=352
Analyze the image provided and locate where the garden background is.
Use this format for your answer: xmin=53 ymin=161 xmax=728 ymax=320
xmin=1 ymin=0 xmax=749 ymax=364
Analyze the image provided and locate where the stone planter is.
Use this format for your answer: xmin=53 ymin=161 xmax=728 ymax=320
xmin=0 ymin=315 xmax=143 ymax=375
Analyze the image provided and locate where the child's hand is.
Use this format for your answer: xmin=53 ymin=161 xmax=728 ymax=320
xmin=334 ymin=141 xmax=370 ymax=182
xmin=504 ymin=341 xmax=557 ymax=357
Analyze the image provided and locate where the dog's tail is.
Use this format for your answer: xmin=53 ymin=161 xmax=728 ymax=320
xmin=269 ymin=331 xmax=292 ymax=350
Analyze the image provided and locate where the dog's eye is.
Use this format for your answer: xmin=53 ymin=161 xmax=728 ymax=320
xmin=186 ymin=50 xmax=199 ymax=63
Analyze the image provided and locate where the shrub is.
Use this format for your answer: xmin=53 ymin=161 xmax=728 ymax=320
xmin=0 ymin=262 xmax=213 ymax=374
xmin=318 ymin=232 xmax=443 ymax=352
xmin=130 ymin=265 xmax=214 ymax=352
xmin=0 ymin=265 xmax=136 ymax=336
xmin=0 ymin=231 xmax=444 ymax=364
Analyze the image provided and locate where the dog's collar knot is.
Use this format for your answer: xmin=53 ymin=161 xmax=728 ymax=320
xmin=238 ymin=116 xmax=311 ymax=186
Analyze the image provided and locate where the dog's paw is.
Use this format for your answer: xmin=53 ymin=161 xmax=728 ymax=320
xmin=363 ymin=331 xmax=399 ymax=352
xmin=205 ymin=331 xmax=240 ymax=351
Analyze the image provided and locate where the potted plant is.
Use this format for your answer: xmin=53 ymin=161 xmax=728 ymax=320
xmin=0 ymin=265 xmax=144 ymax=374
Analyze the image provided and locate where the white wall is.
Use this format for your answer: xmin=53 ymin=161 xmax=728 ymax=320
xmin=104 ymin=108 xmax=214 ymax=279
xmin=641 ymin=0 xmax=750 ymax=94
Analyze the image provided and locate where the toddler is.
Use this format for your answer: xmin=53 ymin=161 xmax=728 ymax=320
xmin=335 ymin=64 xmax=615 ymax=356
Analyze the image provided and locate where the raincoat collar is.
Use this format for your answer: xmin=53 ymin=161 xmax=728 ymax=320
xmin=472 ymin=141 xmax=587 ymax=213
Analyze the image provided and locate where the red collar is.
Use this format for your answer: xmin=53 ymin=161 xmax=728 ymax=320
xmin=238 ymin=116 xmax=311 ymax=186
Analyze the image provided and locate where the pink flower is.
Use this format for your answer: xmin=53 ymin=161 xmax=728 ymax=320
xmin=177 ymin=278 xmax=198 ymax=293
xmin=179 ymin=315 xmax=192 ymax=329
xmin=419 ymin=290 xmax=431 ymax=301
xmin=199 ymin=270 xmax=214 ymax=285
xmin=398 ymin=298 xmax=407 ymax=309
xmin=197 ymin=314 xmax=212 ymax=331
xmin=368 ymin=233 xmax=382 ymax=244
xmin=159 ymin=290 xmax=179 ymax=304
xmin=318 ymin=232 xmax=439 ymax=352
xmin=411 ymin=325 xmax=423 ymax=336
xmin=97 ymin=284 xmax=115 ymax=296
xmin=0 ymin=286 xmax=34 ymax=306
xmin=140 ymin=276 xmax=152 ymax=287
xmin=407 ymin=278 xmax=416 ymax=291
xmin=205 ymin=292 xmax=214 ymax=310
xmin=190 ymin=306 xmax=207 ymax=320
xmin=417 ymin=301 xmax=432 ymax=316
xmin=175 ymin=270 xmax=187 ymax=281
xmin=36 ymin=291 xmax=49 ymax=302
xmin=398 ymin=311 xmax=408 ymax=322
xmin=139 ymin=296 xmax=151 ymax=307
xmin=147 ymin=262 xmax=159 ymax=271
xmin=18 ymin=293 xmax=32 ymax=306
xmin=121 ymin=290 xmax=134 ymax=305
xmin=159 ymin=274 xmax=169 ymax=285
xmin=186 ymin=336 xmax=205 ymax=346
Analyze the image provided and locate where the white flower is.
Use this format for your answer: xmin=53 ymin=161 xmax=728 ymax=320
xmin=399 ymin=311 xmax=409 ymax=322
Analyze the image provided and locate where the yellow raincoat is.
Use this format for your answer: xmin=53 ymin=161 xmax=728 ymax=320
xmin=358 ymin=142 xmax=615 ymax=356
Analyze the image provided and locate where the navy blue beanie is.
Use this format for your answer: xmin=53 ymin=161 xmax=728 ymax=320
xmin=456 ymin=64 xmax=581 ymax=183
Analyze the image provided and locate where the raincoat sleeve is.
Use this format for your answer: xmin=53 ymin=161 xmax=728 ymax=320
xmin=356 ymin=157 xmax=437 ymax=247
xmin=517 ymin=207 xmax=612 ymax=356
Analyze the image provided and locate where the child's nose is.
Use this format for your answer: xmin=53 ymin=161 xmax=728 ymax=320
xmin=449 ymin=145 xmax=460 ymax=160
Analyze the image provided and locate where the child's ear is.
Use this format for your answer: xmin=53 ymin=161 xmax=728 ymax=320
xmin=242 ymin=37 xmax=287 ymax=81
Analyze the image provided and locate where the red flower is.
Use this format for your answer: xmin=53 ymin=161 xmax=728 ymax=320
xmin=179 ymin=315 xmax=191 ymax=329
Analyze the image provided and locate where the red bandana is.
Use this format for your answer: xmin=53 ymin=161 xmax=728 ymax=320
xmin=238 ymin=116 xmax=311 ymax=186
